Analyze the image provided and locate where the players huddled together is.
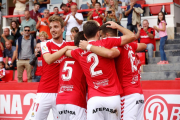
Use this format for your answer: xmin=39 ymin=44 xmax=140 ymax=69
xmin=30 ymin=15 xmax=147 ymax=120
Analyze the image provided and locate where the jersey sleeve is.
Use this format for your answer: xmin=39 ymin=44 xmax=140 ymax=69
xmin=41 ymin=42 xmax=50 ymax=55
xmin=71 ymin=49 xmax=80 ymax=61
xmin=132 ymin=42 xmax=138 ymax=51
xmin=101 ymin=37 xmax=122 ymax=49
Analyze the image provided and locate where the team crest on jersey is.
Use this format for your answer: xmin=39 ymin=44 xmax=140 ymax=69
xmin=42 ymin=46 xmax=48 ymax=51
xmin=31 ymin=112 xmax=34 ymax=117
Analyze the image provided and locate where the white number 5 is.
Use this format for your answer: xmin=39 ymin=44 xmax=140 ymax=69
xmin=62 ymin=61 xmax=75 ymax=81
xmin=87 ymin=53 xmax=103 ymax=77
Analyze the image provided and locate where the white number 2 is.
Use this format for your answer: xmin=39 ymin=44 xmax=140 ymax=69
xmin=62 ymin=61 xmax=75 ymax=81
xmin=128 ymin=50 xmax=137 ymax=72
xmin=87 ymin=53 xmax=103 ymax=77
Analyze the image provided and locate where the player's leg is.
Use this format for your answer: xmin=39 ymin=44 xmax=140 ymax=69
xmin=51 ymin=93 xmax=59 ymax=120
xmin=31 ymin=93 xmax=52 ymax=120
xmin=137 ymin=94 xmax=145 ymax=120
xmin=103 ymin=95 xmax=121 ymax=120
xmin=120 ymin=93 xmax=141 ymax=120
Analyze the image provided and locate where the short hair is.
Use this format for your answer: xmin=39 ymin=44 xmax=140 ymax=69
xmin=49 ymin=15 xmax=64 ymax=28
xmin=99 ymin=24 xmax=117 ymax=37
xmin=95 ymin=2 xmax=101 ymax=6
xmin=24 ymin=26 xmax=30 ymax=29
xmin=43 ymin=9 xmax=49 ymax=13
xmin=0 ymin=61 xmax=5 ymax=66
xmin=10 ymin=20 xmax=19 ymax=30
xmin=74 ymin=31 xmax=87 ymax=47
xmin=71 ymin=27 xmax=79 ymax=33
xmin=60 ymin=3 xmax=67 ymax=9
xmin=143 ymin=19 xmax=149 ymax=23
xmin=34 ymin=3 xmax=40 ymax=6
xmin=39 ymin=31 xmax=48 ymax=39
xmin=54 ymin=6 xmax=59 ymax=9
xmin=91 ymin=0 xmax=98 ymax=3
xmin=83 ymin=20 xmax=99 ymax=39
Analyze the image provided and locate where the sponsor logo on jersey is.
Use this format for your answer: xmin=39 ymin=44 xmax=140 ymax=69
xmin=92 ymin=107 xmax=117 ymax=114
xmin=144 ymin=94 xmax=180 ymax=120
xmin=93 ymin=79 xmax=109 ymax=89
xmin=51 ymin=49 xmax=58 ymax=52
xmin=58 ymin=110 xmax=76 ymax=115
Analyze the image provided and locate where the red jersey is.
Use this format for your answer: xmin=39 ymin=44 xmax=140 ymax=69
xmin=56 ymin=57 xmax=87 ymax=108
xmin=140 ymin=27 xmax=155 ymax=45
xmin=71 ymin=37 xmax=123 ymax=99
xmin=66 ymin=2 xmax=77 ymax=7
xmin=35 ymin=56 xmax=43 ymax=76
xmin=115 ymin=42 xmax=143 ymax=97
xmin=38 ymin=40 xmax=74 ymax=93
xmin=92 ymin=10 xmax=104 ymax=26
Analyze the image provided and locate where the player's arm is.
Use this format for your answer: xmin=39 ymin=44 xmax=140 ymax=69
xmin=136 ymin=43 xmax=147 ymax=52
xmin=65 ymin=50 xmax=73 ymax=58
xmin=106 ymin=21 xmax=136 ymax=46
xmin=79 ymin=41 xmax=120 ymax=59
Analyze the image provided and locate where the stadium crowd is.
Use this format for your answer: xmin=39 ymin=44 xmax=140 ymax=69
xmin=0 ymin=0 xmax=169 ymax=119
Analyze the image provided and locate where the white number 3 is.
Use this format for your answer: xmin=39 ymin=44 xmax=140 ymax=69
xmin=87 ymin=53 xmax=103 ymax=77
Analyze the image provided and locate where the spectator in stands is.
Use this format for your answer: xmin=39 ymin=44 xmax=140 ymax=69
xmin=36 ymin=9 xmax=52 ymax=40
xmin=60 ymin=3 xmax=71 ymax=19
xmin=20 ymin=11 xmax=36 ymax=37
xmin=136 ymin=19 xmax=155 ymax=58
xmin=1 ymin=28 xmax=15 ymax=47
xmin=4 ymin=41 xmax=16 ymax=70
xmin=102 ymin=0 xmax=109 ymax=7
xmin=53 ymin=7 xmax=60 ymax=16
xmin=16 ymin=26 xmax=36 ymax=82
xmin=153 ymin=12 xmax=169 ymax=64
xmin=30 ymin=3 xmax=41 ymax=23
xmin=103 ymin=8 xmax=118 ymax=23
xmin=13 ymin=0 xmax=26 ymax=21
xmin=29 ymin=43 xmax=42 ymax=82
xmin=88 ymin=2 xmax=104 ymax=26
xmin=10 ymin=20 xmax=21 ymax=42
xmin=37 ymin=31 xmax=48 ymax=43
xmin=0 ymin=39 xmax=3 ymax=61
xmin=70 ymin=27 xmax=79 ymax=40
xmin=64 ymin=5 xmax=83 ymax=41
xmin=34 ymin=0 xmax=50 ymax=13
xmin=66 ymin=0 xmax=77 ymax=7
xmin=106 ymin=0 xmax=122 ymax=24
xmin=0 ymin=0 xmax=2 ymax=25
xmin=87 ymin=0 xmax=97 ymax=9
xmin=118 ymin=0 xmax=130 ymax=6
xmin=125 ymin=0 xmax=141 ymax=34
xmin=0 ymin=61 xmax=5 ymax=81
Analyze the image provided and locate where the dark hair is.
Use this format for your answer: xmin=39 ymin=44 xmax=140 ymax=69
xmin=54 ymin=6 xmax=59 ymax=9
xmin=71 ymin=27 xmax=79 ymax=33
xmin=0 ymin=61 xmax=5 ymax=66
xmin=83 ymin=21 xmax=99 ymax=39
xmin=60 ymin=3 xmax=67 ymax=9
xmin=10 ymin=20 xmax=19 ymax=30
xmin=24 ymin=26 xmax=30 ymax=29
xmin=74 ymin=31 xmax=87 ymax=47
xmin=95 ymin=2 xmax=101 ymax=6
xmin=34 ymin=3 xmax=40 ymax=6
xmin=99 ymin=24 xmax=117 ymax=37
xmin=157 ymin=12 xmax=167 ymax=25
xmin=91 ymin=0 xmax=98 ymax=3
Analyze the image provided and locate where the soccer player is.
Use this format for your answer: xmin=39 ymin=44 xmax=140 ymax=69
xmin=79 ymin=22 xmax=147 ymax=120
xmin=56 ymin=32 xmax=87 ymax=120
xmin=31 ymin=16 xmax=74 ymax=120
xmin=64 ymin=21 xmax=136 ymax=120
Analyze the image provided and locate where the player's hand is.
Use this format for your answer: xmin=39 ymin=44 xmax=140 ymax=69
xmin=79 ymin=40 xmax=89 ymax=50
xmin=105 ymin=21 xmax=118 ymax=29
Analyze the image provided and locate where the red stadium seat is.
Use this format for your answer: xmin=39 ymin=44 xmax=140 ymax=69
xmin=1 ymin=70 xmax=13 ymax=82
xmin=136 ymin=52 xmax=146 ymax=65
xmin=136 ymin=0 xmax=146 ymax=8
xmin=165 ymin=5 xmax=171 ymax=14
xmin=14 ymin=70 xmax=28 ymax=82
xmin=149 ymin=6 xmax=162 ymax=15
